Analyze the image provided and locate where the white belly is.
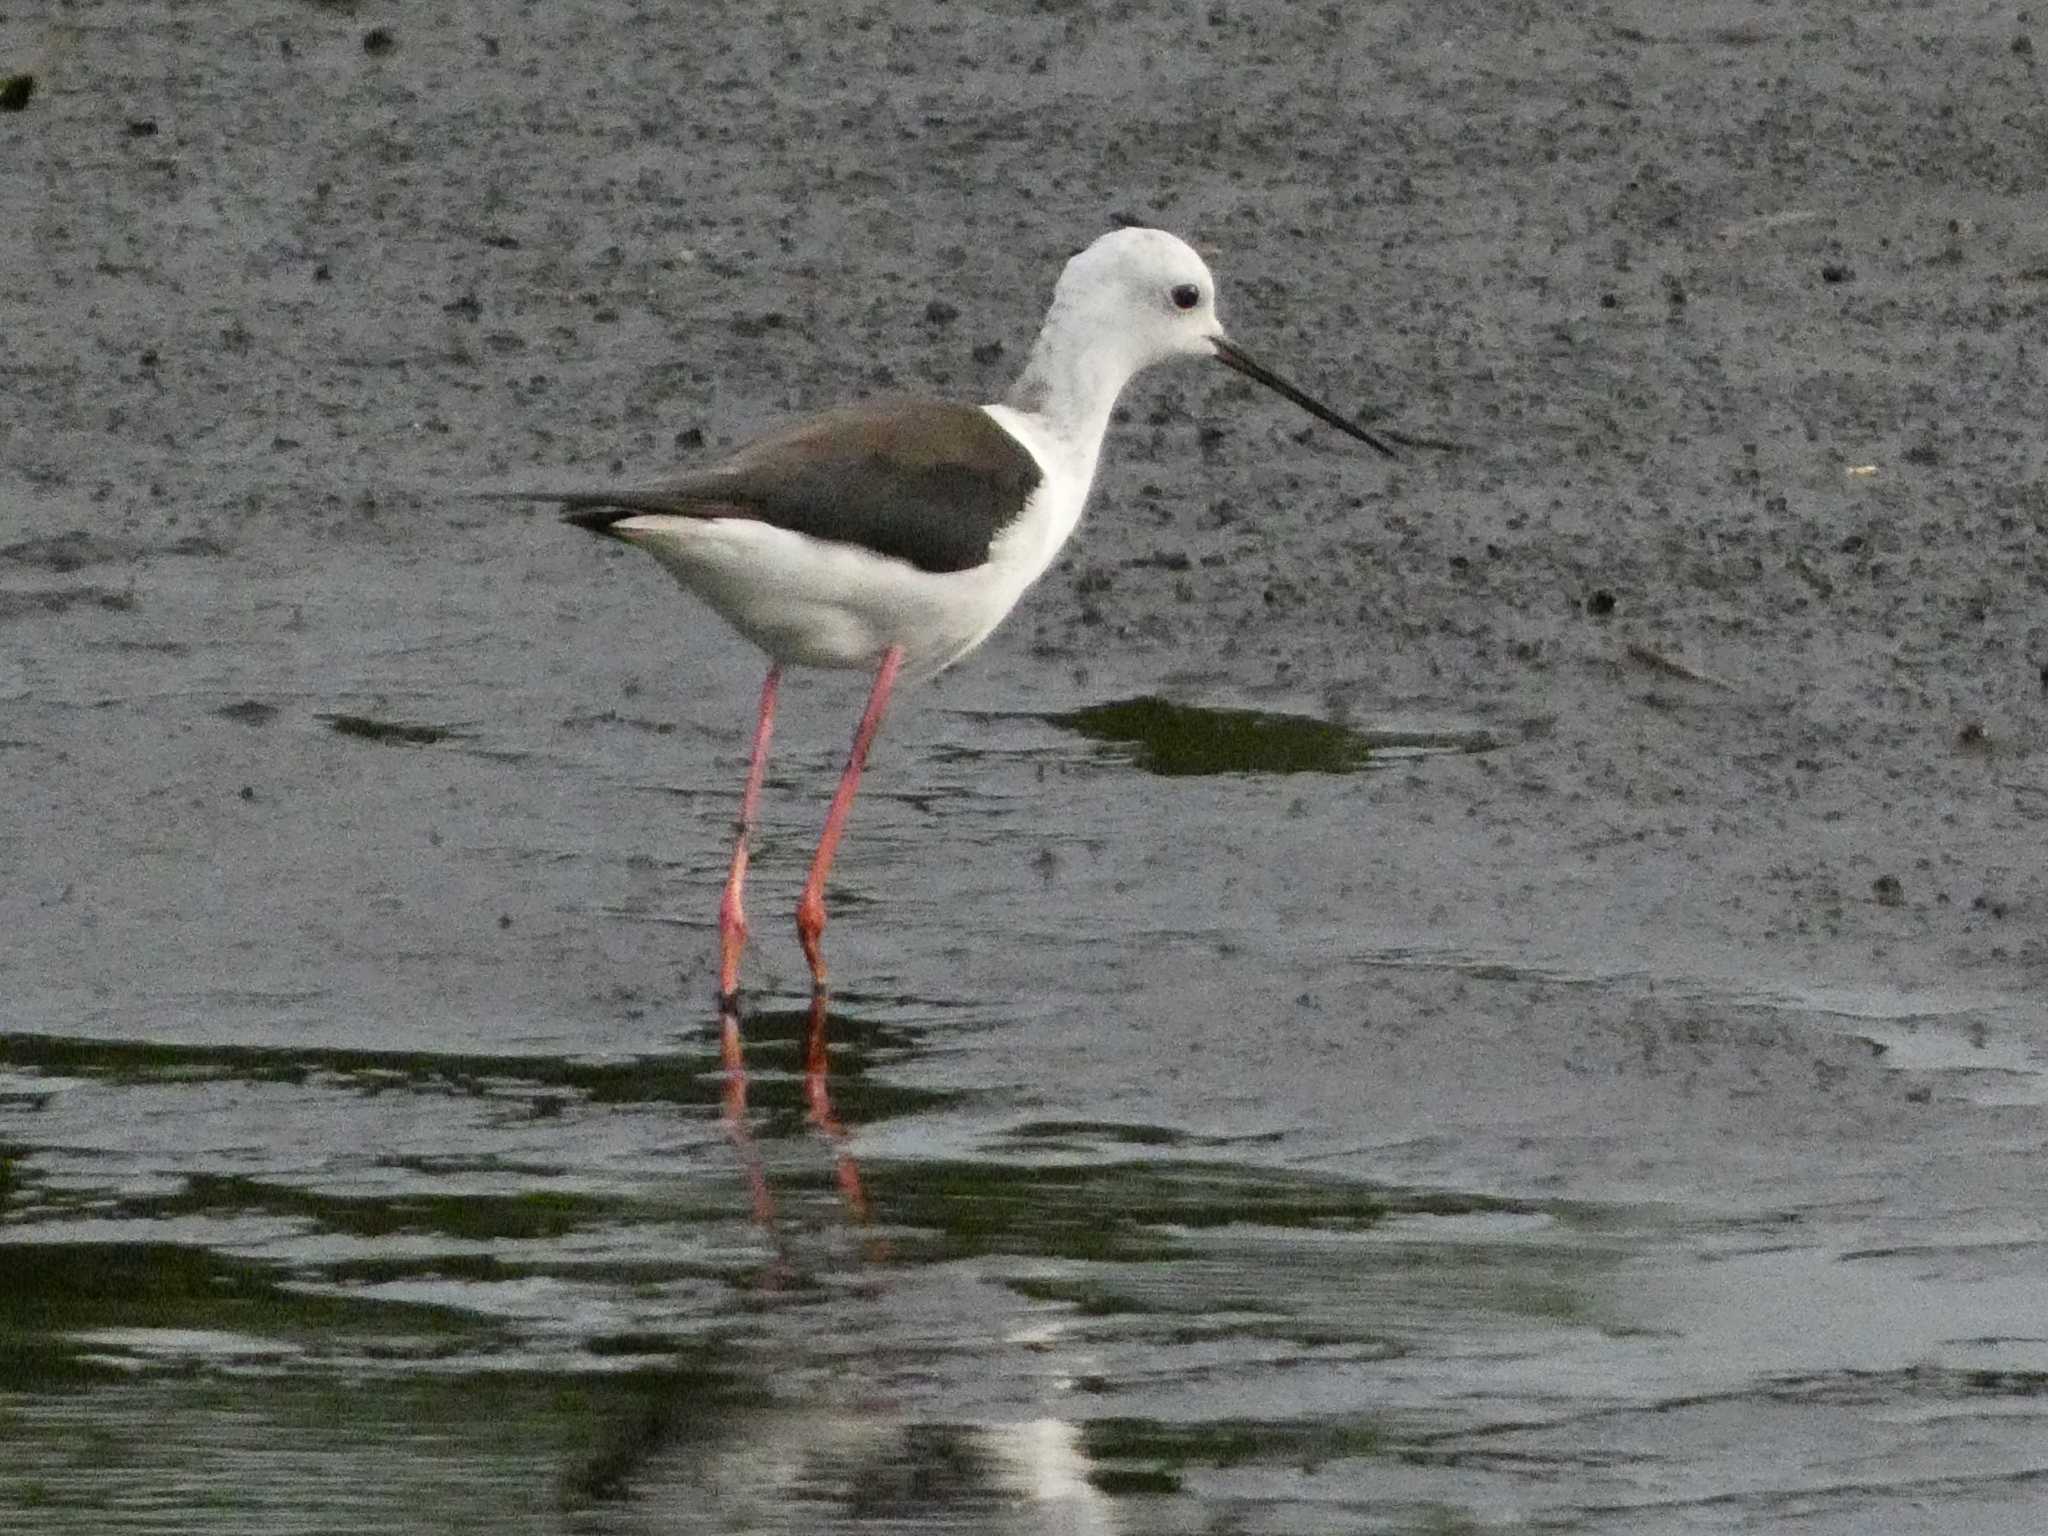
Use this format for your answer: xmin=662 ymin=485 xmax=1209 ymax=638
xmin=614 ymin=515 xmax=1039 ymax=680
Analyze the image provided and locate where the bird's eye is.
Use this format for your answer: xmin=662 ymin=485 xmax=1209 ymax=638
xmin=1170 ymin=283 xmax=1202 ymax=312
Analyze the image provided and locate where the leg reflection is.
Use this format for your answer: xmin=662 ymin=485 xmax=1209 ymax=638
xmin=718 ymin=1000 xmax=778 ymax=1235
xmin=803 ymin=990 xmax=877 ymax=1232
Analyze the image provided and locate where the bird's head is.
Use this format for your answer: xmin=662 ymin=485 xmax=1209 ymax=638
xmin=1053 ymin=226 xmax=1227 ymax=373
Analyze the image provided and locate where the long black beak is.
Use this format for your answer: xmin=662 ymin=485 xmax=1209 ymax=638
xmin=1211 ymin=337 xmax=1454 ymax=458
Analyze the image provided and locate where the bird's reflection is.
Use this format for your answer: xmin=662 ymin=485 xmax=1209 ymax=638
xmin=716 ymin=998 xmax=779 ymax=1234
xmin=574 ymin=1001 xmax=1119 ymax=1531
xmin=718 ymin=990 xmax=880 ymax=1254
xmin=802 ymin=989 xmax=876 ymax=1228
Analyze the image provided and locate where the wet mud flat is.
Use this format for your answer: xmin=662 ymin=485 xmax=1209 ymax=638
xmin=6 ymin=0 xmax=2048 ymax=1531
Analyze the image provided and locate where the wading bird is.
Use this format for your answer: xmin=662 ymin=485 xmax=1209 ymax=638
xmin=490 ymin=227 xmax=1440 ymax=1018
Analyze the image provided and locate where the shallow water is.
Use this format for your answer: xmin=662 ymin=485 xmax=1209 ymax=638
xmin=6 ymin=663 xmax=2047 ymax=1531
xmin=5 ymin=1003 xmax=2046 ymax=1533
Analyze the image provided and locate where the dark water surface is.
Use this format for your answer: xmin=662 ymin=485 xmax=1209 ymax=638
xmin=7 ymin=1002 xmax=2035 ymax=1536
xmin=5 ymin=993 xmax=2046 ymax=1535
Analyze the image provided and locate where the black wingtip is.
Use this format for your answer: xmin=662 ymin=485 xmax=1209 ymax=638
xmin=562 ymin=507 xmax=636 ymax=537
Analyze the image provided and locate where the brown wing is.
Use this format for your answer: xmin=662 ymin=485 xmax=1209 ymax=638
xmin=507 ymin=401 xmax=1044 ymax=576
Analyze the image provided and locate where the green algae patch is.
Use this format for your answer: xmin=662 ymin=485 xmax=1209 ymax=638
xmin=0 ymin=1241 xmax=492 ymax=1389
xmin=321 ymin=713 xmax=463 ymax=746
xmin=0 ymin=1024 xmax=956 ymax=1124
xmin=123 ymin=1174 xmax=614 ymax=1243
xmin=1045 ymin=696 xmax=1375 ymax=776
xmin=1083 ymin=1413 xmax=1387 ymax=1473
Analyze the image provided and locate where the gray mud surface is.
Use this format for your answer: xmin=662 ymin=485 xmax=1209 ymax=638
xmin=5 ymin=1 xmax=2047 ymax=1531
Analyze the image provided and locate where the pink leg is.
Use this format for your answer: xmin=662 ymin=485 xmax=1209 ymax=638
xmin=718 ymin=665 xmax=781 ymax=1013
xmin=796 ymin=646 xmax=905 ymax=995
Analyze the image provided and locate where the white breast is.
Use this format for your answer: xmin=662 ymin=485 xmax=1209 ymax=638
xmin=978 ymin=404 xmax=1099 ymax=589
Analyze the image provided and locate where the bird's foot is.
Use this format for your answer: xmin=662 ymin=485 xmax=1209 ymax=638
xmin=795 ymin=895 xmax=828 ymax=993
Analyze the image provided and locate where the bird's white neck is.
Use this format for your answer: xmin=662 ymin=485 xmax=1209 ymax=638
xmin=980 ymin=286 xmax=1165 ymax=587
xmin=1001 ymin=306 xmax=1146 ymax=479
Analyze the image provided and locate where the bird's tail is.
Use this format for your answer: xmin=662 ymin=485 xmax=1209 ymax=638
xmin=471 ymin=488 xmax=694 ymax=536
